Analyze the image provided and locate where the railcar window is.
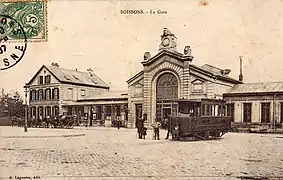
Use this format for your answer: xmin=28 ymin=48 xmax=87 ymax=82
xmin=202 ymin=104 xmax=205 ymax=116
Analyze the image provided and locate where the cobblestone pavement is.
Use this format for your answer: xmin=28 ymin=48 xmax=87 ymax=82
xmin=0 ymin=126 xmax=283 ymax=180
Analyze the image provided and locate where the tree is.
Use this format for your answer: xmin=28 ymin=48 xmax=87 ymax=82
xmin=0 ymin=89 xmax=25 ymax=117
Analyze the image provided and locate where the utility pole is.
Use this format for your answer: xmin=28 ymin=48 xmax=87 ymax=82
xmin=24 ymin=83 xmax=28 ymax=132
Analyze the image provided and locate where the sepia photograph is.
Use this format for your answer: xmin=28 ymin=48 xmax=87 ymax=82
xmin=0 ymin=0 xmax=283 ymax=179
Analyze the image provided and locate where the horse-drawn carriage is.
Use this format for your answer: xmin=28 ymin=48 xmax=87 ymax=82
xmin=11 ymin=115 xmax=77 ymax=129
xmin=168 ymin=99 xmax=231 ymax=140
xmin=50 ymin=115 xmax=77 ymax=129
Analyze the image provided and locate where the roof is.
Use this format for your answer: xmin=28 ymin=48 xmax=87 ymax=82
xmin=27 ymin=65 xmax=109 ymax=89
xmin=201 ymin=64 xmax=225 ymax=75
xmin=190 ymin=64 xmax=242 ymax=84
xmin=79 ymin=90 xmax=128 ymax=101
xmin=225 ymin=82 xmax=283 ymax=94
xmin=126 ymin=71 xmax=144 ymax=84
xmin=141 ymin=49 xmax=193 ymax=66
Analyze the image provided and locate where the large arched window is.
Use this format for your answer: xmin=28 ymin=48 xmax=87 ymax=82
xmin=156 ymin=73 xmax=178 ymax=100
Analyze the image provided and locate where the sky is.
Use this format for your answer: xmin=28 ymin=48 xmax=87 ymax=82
xmin=1 ymin=0 xmax=283 ymax=97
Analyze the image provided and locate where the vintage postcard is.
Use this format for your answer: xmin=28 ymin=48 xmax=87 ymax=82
xmin=0 ymin=0 xmax=283 ymax=179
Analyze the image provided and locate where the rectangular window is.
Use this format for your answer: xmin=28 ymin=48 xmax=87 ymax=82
xmin=51 ymin=89 xmax=54 ymax=99
xmin=32 ymin=90 xmax=36 ymax=101
xmin=281 ymin=102 xmax=283 ymax=124
xmin=193 ymin=103 xmax=201 ymax=117
xmin=51 ymin=106 xmax=55 ymax=116
xmin=205 ymin=105 xmax=212 ymax=116
xmin=172 ymin=103 xmax=178 ymax=117
xmin=202 ymin=104 xmax=206 ymax=116
xmin=45 ymin=75 xmax=51 ymax=84
xmin=45 ymin=89 xmax=51 ymax=100
xmin=68 ymin=88 xmax=73 ymax=100
xmin=32 ymin=107 xmax=36 ymax=118
xmin=243 ymin=103 xmax=252 ymax=123
xmin=44 ymin=107 xmax=46 ymax=118
xmin=46 ymin=106 xmax=51 ymax=118
xmin=53 ymin=88 xmax=59 ymax=100
xmin=106 ymin=106 xmax=111 ymax=116
xmin=38 ymin=106 xmax=43 ymax=119
xmin=222 ymin=106 xmax=227 ymax=116
xmin=39 ymin=89 xmax=43 ymax=100
xmin=261 ymin=102 xmax=270 ymax=123
xmin=39 ymin=76 xmax=43 ymax=84
xmin=214 ymin=105 xmax=218 ymax=116
xmin=42 ymin=89 xmax=45 ymax=100
xmin=35 ymin=90 xmax=38 ymax=100
xmin=81 ymin=89 xmax=85 ymax=96
xmin=54 ymin=106 xmax=59 ymax=116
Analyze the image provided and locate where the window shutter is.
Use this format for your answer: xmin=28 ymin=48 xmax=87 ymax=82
xmin=57 ymin=88 xmax=59 ymax=99
xmin=29 ymin=91 xmax=32 ymax=101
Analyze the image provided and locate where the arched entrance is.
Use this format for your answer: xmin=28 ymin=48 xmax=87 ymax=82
xmin=156 ymin=72 xmax=179 ymax=125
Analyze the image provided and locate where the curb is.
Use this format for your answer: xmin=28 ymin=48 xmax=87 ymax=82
xmin=1 ymin=133 xmax=86 ymax=139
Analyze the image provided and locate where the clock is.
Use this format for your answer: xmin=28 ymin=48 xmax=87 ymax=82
xmin=162 ymin=38 xmax=170 ymax=46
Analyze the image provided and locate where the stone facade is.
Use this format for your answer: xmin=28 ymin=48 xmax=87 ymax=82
xmin=126 ymin=29 xmax=240 ymax=128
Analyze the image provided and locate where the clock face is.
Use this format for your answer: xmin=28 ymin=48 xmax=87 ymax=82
xmin=163 ymin=38 xmax=170 ymax=46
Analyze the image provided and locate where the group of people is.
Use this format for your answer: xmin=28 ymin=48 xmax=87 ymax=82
xmin=135 ymin=116 xmax=171 ymax=140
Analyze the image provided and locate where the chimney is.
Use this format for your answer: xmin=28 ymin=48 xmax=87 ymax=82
xmin=239 ymin=56 xmax=243 ymax=82
xmin=87 ymin=68 xmax=93 ymax=77
xmin=51 ymin=62 xmax=59 ymax=67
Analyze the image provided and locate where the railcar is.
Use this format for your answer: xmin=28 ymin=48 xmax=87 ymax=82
xmin=169 ymin=99 xmax=231 ymax=140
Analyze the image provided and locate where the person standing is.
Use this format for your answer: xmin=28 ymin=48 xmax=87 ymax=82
xmin=136 ymin=117 xmax=144 ymax=139
xmin=117 ymin=117 xmax=120 ymax=129
xmin=151 ymin=119 xmax=161 ymax=140
xmin=142 ymin=127 xmax=147 ymax=139
xmin=164 ymin=117 xmax=170 ymax=139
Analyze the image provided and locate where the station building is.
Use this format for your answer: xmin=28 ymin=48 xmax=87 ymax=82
xmin=25 ymin=28 xmax=283 ymax=129
xmin=223 ymin=82 xmax=283 ymax=129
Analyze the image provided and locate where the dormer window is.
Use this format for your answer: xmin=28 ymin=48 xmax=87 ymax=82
xmin=92 ymin=80 xmax=97 ymax=84
xmin=73 ymin=75 xmax=79 ymax=80
xmin=64 ymin=76 xmax=71 ymax=80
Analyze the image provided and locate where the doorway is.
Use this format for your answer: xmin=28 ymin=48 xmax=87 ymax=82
xmin=135 ymin=104 xmax=142 ymax=127
xmin=163 ymin=107 xmax=171 ymax=119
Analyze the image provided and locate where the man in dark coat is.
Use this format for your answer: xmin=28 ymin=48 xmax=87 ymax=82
xmin=117 ymin=117 xmax=121 ymax=129
xmin=164 ymin=117 xmax=171 ymax=139
xmin=136 ymin=117 xmax=144 ymax=139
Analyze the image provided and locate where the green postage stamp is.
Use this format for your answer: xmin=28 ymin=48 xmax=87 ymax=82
xmin=0 ymin=0 xmax=47 ymax=42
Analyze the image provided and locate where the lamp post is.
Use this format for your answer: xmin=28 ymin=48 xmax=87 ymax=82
xmin=24 ymin=84 xmax=28 ymax=132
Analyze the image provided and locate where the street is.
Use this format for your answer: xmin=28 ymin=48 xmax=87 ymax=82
xmin=0 ymin=126 xmax=283 ymax=180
